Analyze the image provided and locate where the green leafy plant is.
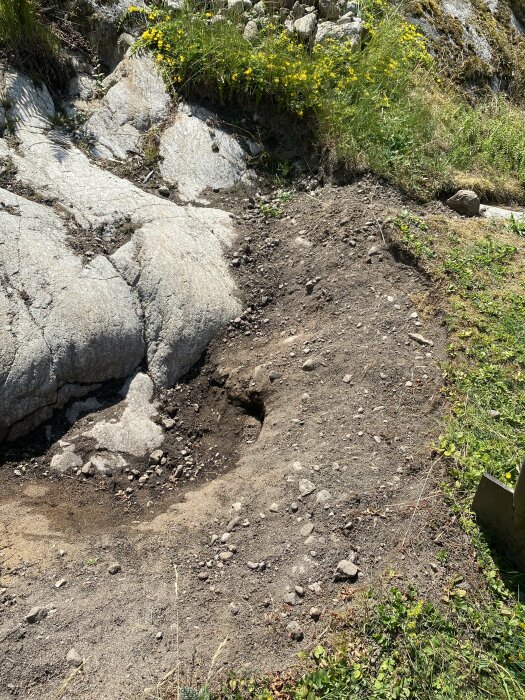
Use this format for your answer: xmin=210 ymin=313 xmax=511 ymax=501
xmin=506 ymin=214 xmax=525 ymax=237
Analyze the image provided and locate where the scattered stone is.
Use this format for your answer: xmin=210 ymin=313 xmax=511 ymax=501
xmin=149 ymin=449 xmax=164 ymax=465
xmin=81 ymin=462 xmax=95 ymax=477
xmin=309 ymin=606 xmax=322 ymax=620
xmin=25 ymin=606 xmax=45 ymax=624
xmin=342 ymin=374 xmax=352 ymax=383
xmin=55 ymin=578 xmax=67 ymax=589
xmin=66 ymin=648 xmax=83 ymax=668
xmin=295 ymin=585 xmax=305 ymax=597
xmin=408 ymin=332 xmax=433 ymax=346
xmin=226 ymin=516 xmax=241 ymax=532
xmin=446 ymin=189 xmax=480 ymax=217
xmin=300 ymin=522 xmax=314 ymax=537
xmin=156 ymin=631 xmax=163 ymax=641
xmin=299 ymin=479 xmax=316 ymax=496
xmin=50 ymin=451 xmax=82 ymax=474
xmin=269 ymin=503 xmax=279 ymax=512
xmin=283 ymin=591 xmax=297 ymax=605
xmin=198 ymin=571 xmax=209 ymax=581
xmin=430 ymin=562 xmax=438 ymax=573
xmin=219 ymin=551 xmax=233 ymax=561
xmin=316 ymin=489 xmax=332 ymax=504
xmin=247 ymin=561 xmax=259 ymax=570
xmin=108 ymin=563 xmax=121 ymax=575
xmin=367 ymin=245 xmax=381 ymax=257
xmin=286 ymin=620 xmax=304 ymax=641
xmin=291 ymin=501 xmax=299 ymax=512
xmin=158 ymin=185 xmax=170 ymax=197
xmin=301 ymin=358 xmax=318 ymax=371
xmin=334 ymin=559 xmax=359 ymax=582
xmin=269 ymin=370 xmax=282 ymax=381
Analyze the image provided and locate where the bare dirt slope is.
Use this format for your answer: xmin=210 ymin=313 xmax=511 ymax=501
xmin=0 ymin=177 xmax=479 ymax=699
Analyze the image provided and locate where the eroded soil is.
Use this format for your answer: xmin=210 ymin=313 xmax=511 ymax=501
xmin=0 ymin=177 xmax=480 ymax=700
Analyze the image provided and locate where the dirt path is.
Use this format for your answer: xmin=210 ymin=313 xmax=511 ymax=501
xmin=0 ymin=177 xmax=479 ymax=699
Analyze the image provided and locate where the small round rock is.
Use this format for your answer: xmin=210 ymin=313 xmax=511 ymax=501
xmin=108 ymin=563 xmax=121 ymax=575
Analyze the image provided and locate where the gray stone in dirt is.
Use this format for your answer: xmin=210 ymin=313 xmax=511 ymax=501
xmin=226 ymin=516 xmax=241 ymax=532
xmin=81 ymin=462 xmax=95 ymax=477
xmin=316 ymin=489 xmax=332 ymax=504
xmin=86 ymin=373 xmax=163 ymax=457
xmin=25 ymin=606 xmax=45 ymax=624
xmin=84 ymin=53 xmax=170 ymax=160
xmin=269 ymin=503 xmax=279 ymax=512
xmin=294 ymin=13 xmax=318 ymax=41
xmin=446 ymin=189 xmax=480 ymax=217
xmin=50 ymin=450 xmax=83 ymax=474
xmin=287 ymin=621 xmax=304 ymax=641
xmin=66 ymin=648 xmax=83 ymax=668
xmin=295 ymin=585 xmax=305 ymax=597
xmin=299 ymin=479 xmax=316 ymax=496
xmin=367 ymin=245 xmax=381 ymax=257
xmin=300 ymin=522 xmax=315 ymax=537
xmin=283 ymin=591 xmax=297 ymax=605
xmin=159 ymin=102 xmax=253 ymax=202
xmin=219 ymin=551 xmax=234 ymax=561
xmin=55 ymin=578 xmax=67 ymax=588
xmin=149 ymin=449 xmax=164 ymax=465
xmin=302 ymin=358 xmax=318 ymax=371
xmin=309 ymin=606 xmax=322 ymax=620
xmin=408 ymin=332 xmax=434 ymax=346
xmin=108 ymin=563 xmax=121 ymax=575
xmin=342 ymin=374 xmax=352 ymax=383
xmin=158 ymin=186 xmax=170 ymax=197
xmin=334 ymin=559 xmax=359 ymax=582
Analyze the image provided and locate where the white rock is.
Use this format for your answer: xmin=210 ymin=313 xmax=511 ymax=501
xmin=159 ymin=102 xmax=253 ymax=202
xmin=294 ymin=13 xmax=318 ymax=40
xmin=84 ymin=53 xmax=170 ymax=160
xmin=86 ymin=373 xmax=163 ymax=457
xmin=315 ymin=16 xmax=363 ymax=44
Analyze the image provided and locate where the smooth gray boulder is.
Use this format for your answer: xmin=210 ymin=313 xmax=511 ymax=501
xmin=446 ymin=189 xmax=481 ymax=216
xmin=0 ymin=67 xmax=240 ymax=439
xmin=84 ymin=52 xmax=171 ymax=160
xmin=159 ymin=102 xmax=253 ymax=202
xmin=0 ymin=189 xmax=144 ymax=441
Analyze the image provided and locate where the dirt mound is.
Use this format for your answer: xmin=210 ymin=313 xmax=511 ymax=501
xmin=0 ymin=177 xmax=481 ymax=699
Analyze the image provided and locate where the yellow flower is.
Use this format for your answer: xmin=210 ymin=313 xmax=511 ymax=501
xmin=505 ymin=471 xmax=512 ymax=480
xmin=244 ymin=67 xmax=253 ymax=76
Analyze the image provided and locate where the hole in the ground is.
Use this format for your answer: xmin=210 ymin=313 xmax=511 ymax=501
xmin=228 ymin=390 xmax=266 ymax=426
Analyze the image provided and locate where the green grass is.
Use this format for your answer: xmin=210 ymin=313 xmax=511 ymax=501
xmin=131 ymin=1 xmax=525 ymax=202
xmin=0 ymin=0 xmax=66 ymax=86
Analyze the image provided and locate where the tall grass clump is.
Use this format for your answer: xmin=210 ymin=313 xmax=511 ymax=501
xmin=0 ymin=0 xmax=66 ymax=86
xmin=132 ymin=2 xmax=442 ymax=196
xmin=130 ymin=1 xmax=525 ymax=201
